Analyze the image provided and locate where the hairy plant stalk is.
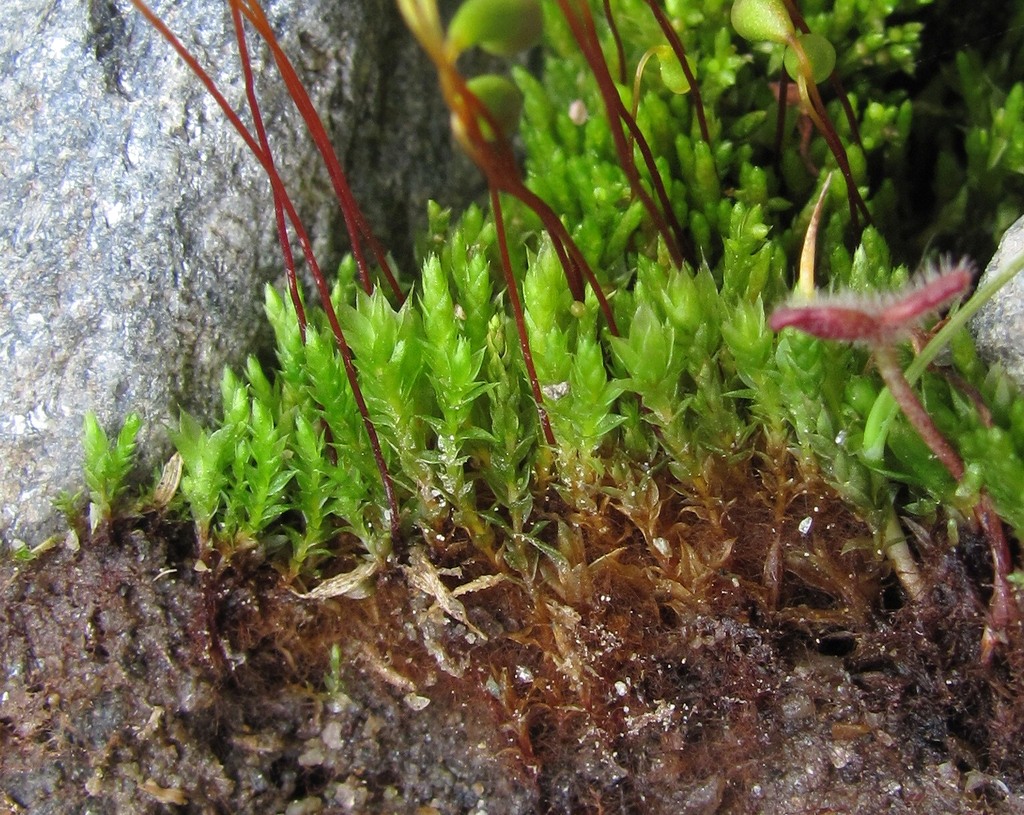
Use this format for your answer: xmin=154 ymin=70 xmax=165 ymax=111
xmin=874 ymin=344 xmax=1016 ymax=661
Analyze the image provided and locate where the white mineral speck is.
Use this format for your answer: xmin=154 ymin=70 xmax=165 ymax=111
xmin=403 ymin=693 xmax=431 ymax=711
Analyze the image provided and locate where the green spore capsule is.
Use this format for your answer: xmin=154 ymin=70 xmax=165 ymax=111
xmin=447 ymin=0 xmax=543 ymax=58
xmin=730 ymin=0 xmax=794 ymax=45
xmin=784 ymin=32 xmax=837 ymax=84
xmin=455 ymin=73 xmax=524 ymax=143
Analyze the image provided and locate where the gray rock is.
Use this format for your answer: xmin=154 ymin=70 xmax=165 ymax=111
xmin=0 ymin=0 xmax=472 ymax=546
xmin=972 ymin=215 xmax=1024 ymax=392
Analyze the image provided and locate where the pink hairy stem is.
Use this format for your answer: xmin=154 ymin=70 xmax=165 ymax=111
xmin=772 ymin=260 xmax=1017 ymax=662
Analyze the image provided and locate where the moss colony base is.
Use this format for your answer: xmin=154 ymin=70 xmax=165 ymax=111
xmin=4 ymin=0 xmax=1024 ymax=812
xmin=3 ymin=505 xmax=1023 ymax=812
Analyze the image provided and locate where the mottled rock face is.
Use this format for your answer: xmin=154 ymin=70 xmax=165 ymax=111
xmin=973 ymin=215 xmax=1024 ymax=392
xmin=0 ymin=0 xmax=468 ymax=546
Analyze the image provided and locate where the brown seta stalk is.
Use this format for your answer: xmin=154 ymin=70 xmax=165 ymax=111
xmin=130 ymin=0 xmax=402 ymax=541
xmin=555 ymin=0 xmax=696 ymax=268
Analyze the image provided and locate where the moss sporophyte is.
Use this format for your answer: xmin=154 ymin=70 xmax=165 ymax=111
xmin=117 ymin=0 xmax=1024 ymax=674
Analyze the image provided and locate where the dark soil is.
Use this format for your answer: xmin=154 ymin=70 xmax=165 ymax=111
xmin=3 ymin=493 xmax=1024 ymax=814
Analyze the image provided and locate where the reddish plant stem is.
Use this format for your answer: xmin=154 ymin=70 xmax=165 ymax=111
xmin=508 ymin=182 xmax=620 ymax=336
xmin=556 ymin=0 xmax=694 ymax=268
xmin=776 ymin=2 xmax=869 ymax=227
xmin=779 ymin=0 xmax=862 ymax=146
xmin=639 ymin=0 xmax=710 ymax=144
xmin=977 ymin=497 xmax=1016 ymax=663
xmin=235 ymin=0 xmax=403 ymax=302
xmin=424 ymin=55 xmax=620 ymax=438
xmin=875 ymin=344 xmax=1016 ymax=663
xmin=774 ymin=70 xmax=790 ymax=159
xmin=445 ymin=66 xmax=620 ymax=335
xmin=798 ymin=71 xmax=871 ymax=229
xmin=230 ymin=3 xmax=306 ymax=340
xmin=873 ymin=346 xmax=963 ymax=480
xmin=601 ymin=0 xmax=628 ymax=85
xmin=491 ymin=188 xmax=557 ymax=447
xmin=132 ymin=0 xmax=402 ymax=540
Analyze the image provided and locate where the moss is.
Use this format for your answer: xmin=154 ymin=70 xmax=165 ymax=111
xmin=70 ymin=1 xmax=1024 ymax=806
xmin=148 ymin=0 xmax=1021 ymax=585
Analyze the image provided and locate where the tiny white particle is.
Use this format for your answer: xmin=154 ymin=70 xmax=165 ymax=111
xmin=542 ymin=381 xmax=570 ymax=400
xmin=403 ymin=693 xmax=431 ymax=711
xmin=568 ymin=99 xmax=588 ymax=125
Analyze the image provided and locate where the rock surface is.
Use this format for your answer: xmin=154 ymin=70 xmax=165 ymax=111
xmin=0 ymin=0 xmax=468 ymax=548
xmin=973 ymin=214 xmax=1024 ymax=391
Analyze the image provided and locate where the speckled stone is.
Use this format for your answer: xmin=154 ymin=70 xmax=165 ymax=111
xmin=0 ymin=0 xmax=469 ymax=546
xmin=972 ymin=215 xmax=1024 ymax=392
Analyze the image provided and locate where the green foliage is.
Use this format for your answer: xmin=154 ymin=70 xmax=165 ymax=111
xmin=157 ymin=0 xmax=1023 ymax=579
xmin=171 ymin=409 xmax=234 ymax=547
xmin=82 ymin=411 xmax=142 ymax=529
xmin=731 ymin=0 xmax=793 ymax=45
